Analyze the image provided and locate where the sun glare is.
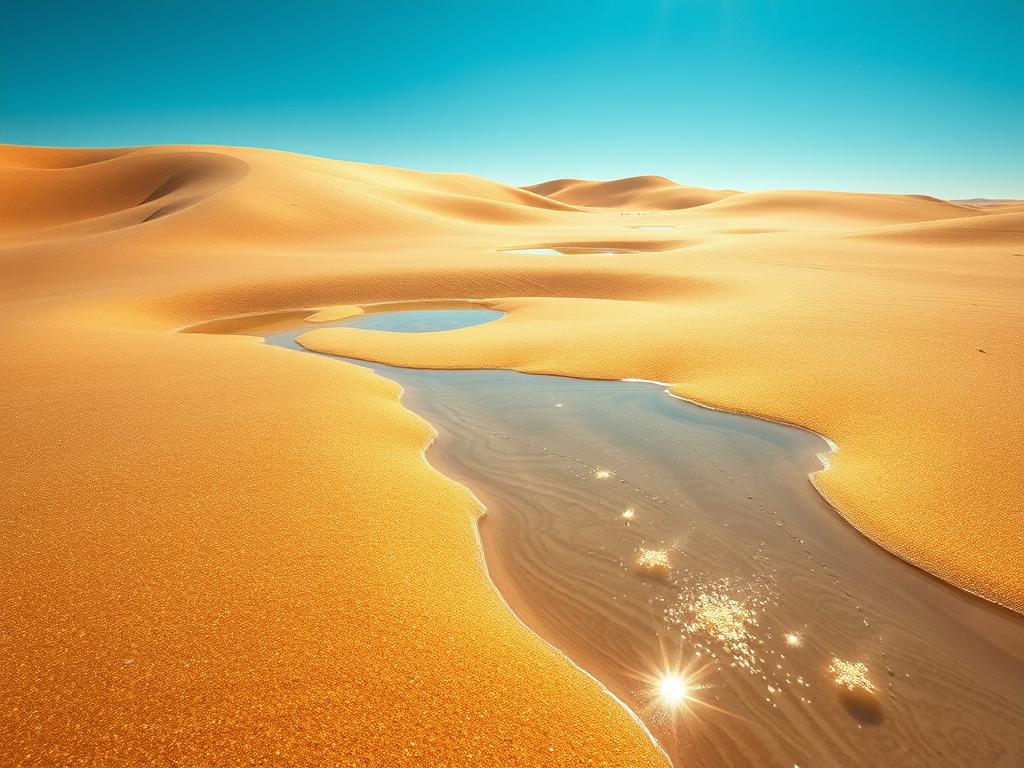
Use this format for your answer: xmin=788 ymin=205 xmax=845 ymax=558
xmin=658 ymin=674 xmax=689 ymax=706
xmin=637 ymin=654 xmax=721 ymax=724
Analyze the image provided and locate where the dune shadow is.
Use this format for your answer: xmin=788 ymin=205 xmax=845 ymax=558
xmin=143 ymin=194 xmax=206 ymax=222
xmin=139 ymin=154 xmax=248 ymax=206
xmin=141 ymin=168 xmax=204 ymax=204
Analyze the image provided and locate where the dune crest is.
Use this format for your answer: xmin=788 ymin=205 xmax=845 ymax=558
xmin=688 ymin=188 xmax=982 ymax=226
xmin=0 ymin=146 xmax=248 ymax=240
xmin=0 ymin=145 xmax=593 ymax=251
xmin=524 ymin=174 xmax=736 ymax=210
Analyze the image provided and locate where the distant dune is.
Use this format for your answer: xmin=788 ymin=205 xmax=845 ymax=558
xmin=954 ymin=197 xmax=1024 ymax=207
xmin=688 ymin=188 xmax=980 ymax=226
xmin=522 ymin=174 xmax=1002 ymax=229
xmin=1 ymin=143 xmax=1022 ymax=766
xmin=523 ymin=174 xmax=736 ymax=210
xmin=849 ymin=208 xmax=1024 ymax=245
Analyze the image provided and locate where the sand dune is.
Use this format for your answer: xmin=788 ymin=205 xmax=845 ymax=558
xmin=1 ymin=143 xmax=1022 ymax=765
xmin=0 ymin=147 xmax=246 ymax=239
xmin=975 ymin=201 xmax=1024 ymax=215
xmin=524 ymin=174 xmax=736 ymax=210
xmin=849 ymin=209 xmax=1024 ymax=245
xmin=0 ymin=145 xmax=581 ymax=248
xmin=688 ymin=188 xmax=982 ymax=226
xmin=954 ymin=197 xmax=1024 ymax=208
xmin=522 ymin=174 xmax=987 ymax=229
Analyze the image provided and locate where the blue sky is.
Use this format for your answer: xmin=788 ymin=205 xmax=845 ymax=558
xmin=3 ymin=1 xmax=1022 ymax=197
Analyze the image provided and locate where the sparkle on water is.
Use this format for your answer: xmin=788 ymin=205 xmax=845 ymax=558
xmin=592 ymin=468 xmax=614 ymax=479
xmin=829 ymin=658 xmax=875 ymax=692
xmin=639 ymin=660 xmax=719 ymax=725
xmin=634 ymin=548 xmax=672 ymax=576
xmin=658 ymin=674 xmax=688 ymax=706
xmin=665 ymin=577 xmax=771 ymax=674
xmin=785 ymin=632 xmax=802 ymax=647
xmin=621 ymin=507 xmax=636 ymax=520
xmin=686 ymin=590 xmax=756 ymax=645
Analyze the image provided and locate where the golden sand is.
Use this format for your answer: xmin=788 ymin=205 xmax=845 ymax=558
xmin=1 ymin=143 xmax=1022 ymax=764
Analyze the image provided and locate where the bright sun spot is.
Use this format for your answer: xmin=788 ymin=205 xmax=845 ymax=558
xmin=621 ymin=507 xmax=635 ymax=520
xmin=593 ymin=469 xmax=613 ymax=480
xmin=658 ymin=675 xmax=688 ymax=706
xmin=786 ymin=633 xmax=802 ymax=647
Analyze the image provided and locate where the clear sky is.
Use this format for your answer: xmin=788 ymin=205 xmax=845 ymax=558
xmin=3 ymin=1 xmax=1022 ymax=197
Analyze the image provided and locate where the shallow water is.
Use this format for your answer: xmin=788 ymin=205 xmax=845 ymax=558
xmin=341 ymin=307 xmax=501 ymax=333
xmin=191 ymin=305 xmax=1024 ymax=768
xmin=499 ymin=246 xmax=634 ymax=255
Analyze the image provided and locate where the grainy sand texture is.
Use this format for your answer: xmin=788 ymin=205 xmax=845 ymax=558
xmin=1 ymin=144 xmax=1022 ymax=766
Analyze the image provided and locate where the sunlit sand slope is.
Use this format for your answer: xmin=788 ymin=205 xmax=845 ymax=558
xmin=2 ymin=143 xmax=1022 ymax=764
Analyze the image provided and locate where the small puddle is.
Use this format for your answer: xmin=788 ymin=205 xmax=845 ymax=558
xmin=185 ymin=304 xmax=1024 ymax=768
xmin=341 ymin=307 xmax=500 ymax=333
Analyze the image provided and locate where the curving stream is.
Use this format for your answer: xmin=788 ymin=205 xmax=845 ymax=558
xmin=186 ymin=303 xmax=1024 ymax=767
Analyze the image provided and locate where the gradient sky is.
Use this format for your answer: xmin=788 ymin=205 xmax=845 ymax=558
xmin=3 ymin=1 xmax=1022 ymax=197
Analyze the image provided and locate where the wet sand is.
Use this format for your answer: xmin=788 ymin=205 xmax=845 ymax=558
xmin=199 ymin=305 xmax=1024 ymax=767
